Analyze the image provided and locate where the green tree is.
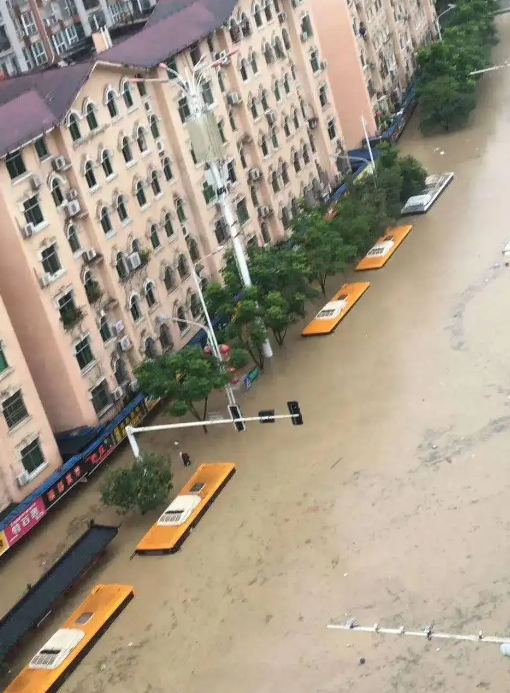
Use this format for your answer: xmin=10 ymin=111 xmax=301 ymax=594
xmin=419 ymin=74 xmax=477 ymax=133
xmin=262 ymin=291 xmax=299 ymax=345
xmin=100 ymin=452 xmax=173 ymax=515
xmin=396 ymin=154 xmax=428 ymax=202
xmin=134 ymin=345 xmax=229 ymax=423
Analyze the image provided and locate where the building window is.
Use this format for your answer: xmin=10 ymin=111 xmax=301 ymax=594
xmin=217 ymin=70 xmax=226 ymax=93
xmin=41 ymin=243 xmax=61 ymax=275
xmin=23 ymin=195 xmax=44 ymax=226
xmin=121 ymin=137 xmax=133 ymax=163
xmin=136 ymin=76 xmax=147 ymax=97
xmin=263 ymin=0 xmax=273 ymax=22
xmin=106 ymin=90 xmax=118 ymax=118
xmin=190 ymin=292 xmax=201 ymax=318
xmin=250 ymin=51 xmax=259 ymax=74
xmin=5 ymin=150 xmax=26 ymax=180
xmin=175 ymin=197 xmax=186 ymax=223
xmin=283 ymin=73 xmax=291 ymax=94
xmin=309 ymin=132 xmax=316 ymax=153
xmin=250 ymin=98 xmax=260 ymax=120
xmin=136 ymin=180 xmax=147 ymax=207
xmin=282 ymin=28 xmax=291 ymax=50
xmin=164 ymin=212 xmax=174 ymax=238
xmin=148 ymin=114 xmax=160 ymax=139
xmin=176 ymin=306 xmax=187 ymax=334
xmin=99 ymin=315 xmax=111 ymax=342
xmin=34 ymin=137 xmax=49 ymax=160
xmin=236 ymin=197 xmax=249 ymax=225
xmin=20 ymin=439 xmax=45 ymax=474
xmin=159 ymin=323 xmax=173 ymax=351
xmin=75 ymin=336 xmax=94 ymax=371
xmin=84 ymin=160 xmax=97 ymax=188
xmin=145 ymin=281 xmax=157 ymax=307
xmin=319 ymin=84 xmax=329 ymax=107
xmin=283 ymin=117 xmax=291 ymax=138
xmin=282 ymin=205 xmax=291 ymax=229
xmin=114 ymin=358 xmax=128 ymax=385
xmin=90 ymin=380 xmax=111 ymax=414
xmin=271 ymin=170 xmax=280 ymax=193
xmin=187 ymin=237 xmax=200 ymax=262
xmin=117 ymin=195 xmax=129 ymax=222
xmin=263 ymin=42 xmax=273 ymax=65
xmin=274 ymin=81 xmax=282 ymax=102
xmin=190 ymin=43 xmax=202 ymax=65
xmin=261 ymin=135 xmax=269 ymax=157
xmin=274 ymin=37 xmax=285 ymax=59
xmin=302 ymin=144 xmax=311 ymax=165
xmin=281 ymin=162 xmax=290 ymax=185
xmin=136 ymin=127 xmax=148 ymax=153
xmin=327 ymin=118 xmax=337 ymax=140
xmin=177 ymin=254 xmax=189 ymax=279
xmin=0 ymin=346 xmax=8 ymax=374
xmin=162 ymin=156 xmax=173 ymax=181
xmin=51 ymin=179 xmax=64 ymax=207
xmin=228 ymin=109 xmax=237 ymax=132
xmin=229 ymin=19 xmax=241 ymax=43
xmin=214 ymin=218 xmax=228 ymax=243
xmin=240 ymin=12 xmax=252 ymax=37
xmin=271 ymin=127 xmax=280 ymax=149
xmin=164 ymin=266 xmax=174 ymax=291
xmin=201 ymin=79 xmax=215 ymax=106
xmin=68 ymin=113 xmax=81 ymax=142
xmin=227 ymin=160 xmax=237 ymax=183
xmin=58 ymin=290 xmax=78 ymax=326
xmin=116 ymin=252 xmax=129 ymax=279
xmin=238 ymin=145 xmax=247 ymax=168
xmin=301 ymin=13 xmax=313 ymax=37
xmin=240 ymin=59 xmax=249 ymax=82
xmin=293 ymin=108 xmax=300 ymax=130
xmin=261 ymin=90 xmax=269 ymax=111
xmin=250 ymin=185 xmax=259 ymax=207
xmin=218 ymin=119 xmax=227 ymax=143
xmin=310 ymin=49 xmax=320 ymax=74
xmin=203 ymin=181 xmax=216 ymax=204
xmin=261 ymin=222 xmax=270 ymax=243
xmin=178 ymin=96 xmax=191 ymax=123
xmin=20 ymin=10 xmax=37 ymax=36
xmin=254 ymin=3 xmax=263 ymax=27
xmin=151 ymin=171 xmax=161 ymax=196
xmin=122 ymin=82 xmax=134 ymax=108
xmin=130 ymin=295 xmax=142 ymax=321
xmin=293 ymin=151 xmax=301 ymax=173
xmin=31 ymin=41 xmax=48 ymax=66
xmin=100 ymin=206 xmax=112 ymax=234
xmin=3 ymin=390 xmax=29 ymax=429
xmin=150 ymin=224 xmax=160 ymax=249
xmin=101 ymin=150 xmax=114 ymax=177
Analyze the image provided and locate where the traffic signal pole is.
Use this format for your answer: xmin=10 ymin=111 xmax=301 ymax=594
xmin=126 ymin=402 xmax=303 ymax=458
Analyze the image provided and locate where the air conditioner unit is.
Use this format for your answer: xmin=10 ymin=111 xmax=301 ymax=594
xmin=30 ymin=176 xmax=42 ymax=191
xmin=16 ymin=470 xmax=30 ymax=487
xmin=64 ymin=200 xmax=81 ymax=217
xmin=213 ymin=50 xmax=229 ymax=65
xmin=278 ymin=10 xmax=287 ymax=22
xmin=84 ymin=248 xmax=97 ymax=262
xmin=119 ymin=335 xmax=132 ymax=351
xmin=129 ymin=379 xmax=139 ymax=393
xmin=112 ymin=320 xmax=125 ymax=335
xmin=291 ymin=0 xmax=303 ymax=6
xmin=226 ymin=92 xmax=241 ymax=105
xmin=156 ymin=140 xmax=165 ymax=153
xmin=248 ymin=167 xmax=262 ymax=181
xmin=112 ymin=387 xmax=123 ymax=401
xmin=52 ymin=155 xmax=67 ymax=171
xmin=266 ymin=110 xmax=277 ymax=125
xmin=259 ymin=205 xmax=271 ymax=218
xmin=66 ymin=189 xmax=78 ymax=201
xmin=301 ymin=31 xmax=310 ymax=42
xmin=22 ymin=223 xmax=34 ymax=238
xmin=39 ymin=273 xmax=52 ymax=288
xmin=307 ymin=117 xmax=318 ymax=129
xmin=127 ymin=251 xmax=142 ymax=270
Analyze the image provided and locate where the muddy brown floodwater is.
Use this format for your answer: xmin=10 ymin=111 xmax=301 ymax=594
xmin=4 ymin=18 xmax=510 ymax=693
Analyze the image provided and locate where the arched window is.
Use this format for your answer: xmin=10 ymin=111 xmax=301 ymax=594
xmin=282 ymin=205 xmax=291 ymax=229
xmin=271 ymin=127 xmax=280 ymax=149
xmin=175 ymin=197 xmax=186 ymax=223
xmin=229 ymin=19 xmax=241 ymax=43
xmin=100 ymin=206 xmax=112 ymax=234
xmin=106 ymin=89 xmax=118 ymax=118
xmin=228 ymin=109 xmax=237 ymax=132
xmin=176 ymin=306 xmax=187 ymax=334
xmin=217 ymin=70 xmax=226 ymax=93
xmin=122 ymin=81 xmax=134 ymax=108
xmin=263 ymin=0 xmax=272 ymax=21
xmin=260 ymin=89 xmax=269 ymax=111
xmin=162 ymin=156 xmax=173 ymax=181
xmin=132 ymin=238 xmax=142 ymax=255
xmin=99 ymin=315 xmax=112 ymax=343
xmin=101 ymin=150 xmax=114 ymax=177
xmin=293 ymin=150 xmax=301 ymax=173
xmin=68 ymin=112 xmax=81 ymax=142
xmin=281 ymin=161 xmax=290 ymax=185
xmin=164 ymin=266 xmax=174 ymax=291
xmin=263 ymin=42 xmax=274 ymax=65
xmin=253 ymin=3 xmax=263 ymax=27
xmin=117 ymin=195 xmax=129 ymax=222
xmin=260 ymin=221 xmax=271 ymax=243
xmin=151 ymin=170 xmax=161 ymax=196
xmin=159 ymin=323 xmax=173 ymax=351
xmin=164 ymin=212 xmax=174 ymax=238
xmin=136 ymin=126 xmax=148 ymax=153
xmin=283 ymin=72 xmax=291 ymax=94
xmin=240 ymin=58 xmax=249 ymax=82
xmin=187 ymin=237 xmax=200 ymax=262
xmin=145 ymin=281 xmax=157 ymax=307
xmin=283 ymin=116 xmax=291 ymax=138
xmin=114 ymin=357 xmax=128 ymax=384
xmin=250 ymin=50 xmax=259 ymax=74
xmin=250 ymin=184 xmax=259 ymax=207
xmin=136 ymin=180 xmax=147 ymax=207
xmin=250 ymin=97 xmax=259 ymax=119
xmin=271 ymin=170 xmax=280 ymax=193
xmin=121 ymin=136 xmax=133 ymax=163
xmin=274 ymin=36 xmax=285 ymax=59
xmin=190 ymin=292 xmax=201 ymax=318
xmin=293 ymin=108 xmax=300 ymax=129
xmin=302 ymin=143 xmax=311 ymax=165
xmin=130 ymin=295 xmax=142 ymax=321
xmin=67 ymin=223 xmax=80 ymax=253
xmin=240 ymin=12 xmax=252 ymax=37
xmin=51 ymin=178 xmax=64 ymax=207
xmin=150 ymin=224 xmax=160 ymax=249
xmin=291 ymin=196 xmax=299 ymax=217
xmin=274 ymin=80 xmax=282 ymax=102
xmin=309 ymin=132 xmax=316 ymax=153
xmin=282 ymin=28 xmax=291 ymax=50
xmin=149 ymin=114 xmax=160 ymax=139
xmin=177 ymin=254 xmax=189 ymax=279
xmin=84 ymin=269 xmax=101 ymax=303
xmin=85 ymin=103 xmax=98 ymax=131
xmin=116 ymin=252 xmax=129 ymax=279
xmin=145 ymin=336 xmax=157 ymax=358
xmin=260 ymin=135 xmax=269 ymax=157
xmin=84 ymin=160 xmax=97 ymax=188
xmin=136 ymin=76 xmax=147 ymax=97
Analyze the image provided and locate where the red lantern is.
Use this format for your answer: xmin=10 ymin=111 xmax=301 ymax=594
xmin=228 ymin=366 xmax=239 ymax=385
xmin=219 ymin=344 xmax=231 ymax=358
xmin=203 ymin=345 xmax=213 ymax=356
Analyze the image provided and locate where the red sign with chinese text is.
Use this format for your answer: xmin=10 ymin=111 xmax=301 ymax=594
xmin=4 ymin=497 xmax=46 ymax=546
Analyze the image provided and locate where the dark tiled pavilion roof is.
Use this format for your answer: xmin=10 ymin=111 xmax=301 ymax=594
xmin=0 ymin=0 xmax=237 ymax=158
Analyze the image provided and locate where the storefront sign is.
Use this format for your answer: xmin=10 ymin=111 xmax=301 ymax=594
xmin=4 ymin=498 xmax=46 ymax=547
xmin=244 ymin=367 xmax=260 ymax=390
xmin=0 ymin=530 xmax=8 ymax=556
xmin=43 ymin=460 xmax=87 ymax=509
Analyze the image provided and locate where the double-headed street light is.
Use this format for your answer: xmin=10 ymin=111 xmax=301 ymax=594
xmin=435 ymin=3 xmax=457 ymax=41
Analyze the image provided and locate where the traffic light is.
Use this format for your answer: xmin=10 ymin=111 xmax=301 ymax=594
xmin=228 ymin=404 xmax=246 ymax=432
xmin=259 ymin=409 xmax=275 ymax=423
xmin=287 ymin=401 xmax=303 ymax=426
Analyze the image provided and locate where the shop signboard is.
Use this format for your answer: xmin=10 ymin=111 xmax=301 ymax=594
xmin=0 ymin=530 xmax=8 ymax=556
xmin=4 ymin=498 xmax=46 ymax=547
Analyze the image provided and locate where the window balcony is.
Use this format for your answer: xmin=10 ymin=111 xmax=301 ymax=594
xmin=60 ymin=306 xmax=85 ymax=330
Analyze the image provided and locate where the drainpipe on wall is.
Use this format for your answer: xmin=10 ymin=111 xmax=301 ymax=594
xmin=28 ymin=0 xmax=56 ymax=65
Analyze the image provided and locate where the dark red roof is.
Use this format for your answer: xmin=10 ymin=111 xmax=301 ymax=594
xmin=0 ymin=0 xmax=236 ymax=157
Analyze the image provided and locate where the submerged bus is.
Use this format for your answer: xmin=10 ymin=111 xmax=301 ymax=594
xmin=136 ymin=462 xmax=236 ymax=555
xmin=3 ymin=584 xmax=134 ymax=693
xmin=301 ymin=282 xmax=370 ymax=337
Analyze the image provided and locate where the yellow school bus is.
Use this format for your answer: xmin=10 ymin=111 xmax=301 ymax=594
xmin=136 ymin=462 xmax=236 ymax=555
xmin=355 ymin=225 xmax=413 ymax=271
xmin=4 ymin=584 xmax=134 ymax=693
xmin=301 ymin=282 xmax=370 ymax=337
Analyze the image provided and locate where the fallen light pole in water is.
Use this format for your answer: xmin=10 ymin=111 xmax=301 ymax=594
xmin=327 ymin=619 xmax=510 ymax=656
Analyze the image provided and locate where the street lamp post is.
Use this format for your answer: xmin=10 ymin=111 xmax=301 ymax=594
xmin=435 ymin=3 xmax=457 ymax=41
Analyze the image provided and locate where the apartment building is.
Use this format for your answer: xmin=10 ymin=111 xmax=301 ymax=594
xmin=0 ymin=0 xmax=156 ymax=77
xmin=0 ymin=0 xmax=342 ymax=445
xmin=313 ymin=0 xmax=436 ymax=148
xmin=0 ymin=294 xmax=62 ymax=509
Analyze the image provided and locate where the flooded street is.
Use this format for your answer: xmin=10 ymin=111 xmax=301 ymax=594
xmin=5 ymin=16 xmax=510 ymax=693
